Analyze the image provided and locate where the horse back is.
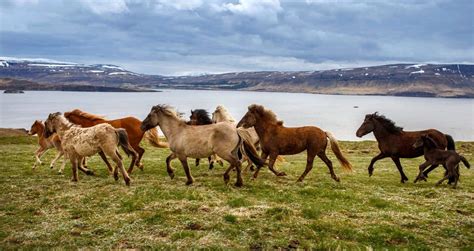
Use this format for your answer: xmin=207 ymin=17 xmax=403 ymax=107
xmin=261 ymin=125 xmax=327 ymax=155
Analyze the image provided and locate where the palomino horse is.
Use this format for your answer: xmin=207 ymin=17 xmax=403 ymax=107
xmin=140 ymin=105 xmax=265 ymax=187
xmin=212 ymin=105 xmax=262 ymax=171
xmin=64 ymin=109 xmax=168 ymax=173
xmin=356 ymin=112 xmax=455 ymax=183
xmin=28 ymin=120 xmax=66 ymax=173
xmin=44 ymin=112 xmax=138 ymax=185
xmin=187 ymin=109 xmax=223 ymax=169
xmin=237 ymin=104 xmax=352 ymax=182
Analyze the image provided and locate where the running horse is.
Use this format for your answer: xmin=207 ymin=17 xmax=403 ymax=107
xmin=64 ymin=109 xmax=168 ymax=173
xmin=356 ymin=112 xmax=455 ymax=183
xmin=237 ymin=104 xmax=352 ymax=182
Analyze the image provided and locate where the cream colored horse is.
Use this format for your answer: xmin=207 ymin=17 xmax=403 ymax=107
xmin=44 ymin=112 xmax=138 ymax=186
xmin=212 ymin=105 xmax=262 ymax=170
xmin=141 ymin=105 xmax=265 ymax=187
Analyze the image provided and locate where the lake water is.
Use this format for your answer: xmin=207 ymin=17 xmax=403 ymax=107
xmin=1 ymin=89 xmax=473 ymax=141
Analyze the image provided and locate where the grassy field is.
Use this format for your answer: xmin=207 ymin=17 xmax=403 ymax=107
xmin=0 ymin=135 xmax=473 ymax=249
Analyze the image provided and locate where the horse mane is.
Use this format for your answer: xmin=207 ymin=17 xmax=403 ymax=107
xmin=191 ymin=109 xmax=213 ymax=124
xmin=215 ymin=105 xmax=236 ymax=123
xmin=370 ymin=112 xmax=403 ymax=134
xmin=153 ymin=105 xmax=185 ymax=122
xmin=64 ymin=109 xmax=106 ymax=122
xmin=249 ymin=104 xmax=284 ymax=125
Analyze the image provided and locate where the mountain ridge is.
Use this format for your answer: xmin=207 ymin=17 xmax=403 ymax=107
xmin=0 ymin=57 xmax=472 ymax=98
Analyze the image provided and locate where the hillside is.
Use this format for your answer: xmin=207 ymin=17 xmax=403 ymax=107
xmin=1 ymin=57 xmax=473 ymax=98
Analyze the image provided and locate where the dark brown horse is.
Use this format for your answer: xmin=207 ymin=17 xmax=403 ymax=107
xmin=237 ymin=104 xmax=352 ymax=182
xmin=413 ymin=135 xmax=470 ymax=188
xmin=64 ymin=109 xmax=168 ymax=173
xmin=356 ymin=112 xmax=455 ymax=183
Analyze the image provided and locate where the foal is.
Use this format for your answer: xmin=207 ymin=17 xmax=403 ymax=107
xmin=28 ymin=120 xmax=66 ymax=173
xmin=413 ymin=135 xmax=470 ymax=188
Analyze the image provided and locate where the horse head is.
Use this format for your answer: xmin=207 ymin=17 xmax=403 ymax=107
xmin=44 ymin=112 xmax=61 ymax=137
xmin=413 ymin=135 xmax=438 ymax=149
xmin=28 ymin=120 xmax=43 ymax=136
xmin=356 ymin=113 xmax=377 ymax=137
xmin=237 ymin=105 xmax=259 ymax=128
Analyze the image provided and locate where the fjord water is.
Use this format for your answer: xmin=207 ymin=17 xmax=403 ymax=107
xmin=1 ymin=89 xmax=473 ymax=140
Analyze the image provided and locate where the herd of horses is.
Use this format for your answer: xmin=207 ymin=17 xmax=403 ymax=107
xmin=28 ymin=104 xmax=470 ymax=188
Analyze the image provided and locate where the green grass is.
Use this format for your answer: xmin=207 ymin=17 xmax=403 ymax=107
xmin=0 ymin=135 xmax=473 ymax=249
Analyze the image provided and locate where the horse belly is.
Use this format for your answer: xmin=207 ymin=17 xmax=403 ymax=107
xmin=73 ymin=140 xmax=100 ymax=157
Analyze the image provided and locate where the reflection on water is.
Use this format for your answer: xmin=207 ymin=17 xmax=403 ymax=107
xmin=1 ymin=89 xmax=473 ymax=140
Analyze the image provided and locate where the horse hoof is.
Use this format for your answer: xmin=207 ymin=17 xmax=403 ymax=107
xmin=333 ymin=176 xmax=341 ymax=182
xmin=277 ymin=172 xmax=287 ymax=176
xmin=209 ymin=164 xmax=214 ymax=170
xmin=50 ymin=166 xmax=54 ymax=169
xmin=235 ymin=181 xmax=243 ymax=187
xmin=86 ymin=170 xmax=95 ymax=176
xmin=71 ymin=178 xmax=78 ymax=182
xmin=223 ymin=174 xmax=230 ymax=184
xmin=168 ymin=172 xmax=175 ymax=179
xmin=114 ymin=174 xmax=119 ymax=181
xmin=125 ymin=179 xmax=131 ymax=186
xmin=185 ymin=180 xmax=193 ymax=186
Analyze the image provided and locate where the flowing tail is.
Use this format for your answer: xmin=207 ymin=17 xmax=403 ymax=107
xmin=460 ymin=155 xmax=470 ymax=169
xmin=325 ymin=131 xmax=353 ymax=171
xmin=237 ymin=128 xmax=266 ymax=168
xmin=115 ymin=129 xmax=138 ymax=160
xmin=145 ymin=127 xmax=169 ymax=148
xmin=445 ymin=134 xmax=455 ymax=151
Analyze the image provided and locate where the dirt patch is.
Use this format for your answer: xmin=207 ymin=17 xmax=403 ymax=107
xmin=0 ymin=128 xmax=28 ymax=137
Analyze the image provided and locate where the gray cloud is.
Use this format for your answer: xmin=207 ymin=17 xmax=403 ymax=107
xmin=0 ymin=0 xmax=472 ymax=75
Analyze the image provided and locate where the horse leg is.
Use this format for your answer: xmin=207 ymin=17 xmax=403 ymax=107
xmin=125 ymin=149 xmax=138 ymax=174
xmin=391 ymin=157 xmax=409 ymax=183
xmin=107 ymin=149 xmax=130 ymax=186
xmin=49 ymin=151 xmax=62 ymax=169
xmin=98 ymin=151 xmax=114 ymax=175
xmin=368 ymin=152 xmax=387 ymax=176
xmin=414 ymin=161 xmax=433 ymax=183
xmin=422 ymin=164 xmax=439 ymax=178
xmin=70 ymin=156 xmax=79 ymax=182
xmin=208 ymin=156 xmax=214 ymax=170
xmin=221 ymin=152 xmax=243 ymax=187
xmin=195 ymin=158 xmax=200 ymax=167
xmin=166 ymin=153 xmax=177 ymax=179
xmin=297 ymin=152 xmax=316 ymax=182
xmin=267 ymin=153 xmax=286 ymax=177
xmin=33 ymin=147 xmax=47 ymax=169
xmin=134 ymin=146 xmax=145 ymax=170
xmin=178 ymin=156 xmax=194 ymax=185
xmin=77 ymin=157 xmax=94 ymax=176
xmin=253 ymin=152 xmax=268 ymax=179
xmin=318 ymin=151 xmax=340 ymax=182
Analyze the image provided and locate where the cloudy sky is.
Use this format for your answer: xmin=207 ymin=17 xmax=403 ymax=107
xmin=0 ymin=0 xmax=473 ymax=75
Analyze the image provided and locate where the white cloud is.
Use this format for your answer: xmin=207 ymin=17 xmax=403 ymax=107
xmin=80 ymin=0 xmax=129 ymax=14
xmin=218 ymin=0 xmax=282 ymax=23
xmin=154 ymin=0 xmax=204 ymax=10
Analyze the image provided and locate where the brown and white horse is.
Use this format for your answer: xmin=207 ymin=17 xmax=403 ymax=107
xmin=45 ymin=112 xmax=138 ymax=185
xmin=141 ymin=105 xmax=265 ymax=187
xmin=28 ymin=120 xmax=66 ymax=173
xmin=64 ymin=109 xmax=168 ymax=173
xmin=237 ymin=104 xmax=352 ymax=182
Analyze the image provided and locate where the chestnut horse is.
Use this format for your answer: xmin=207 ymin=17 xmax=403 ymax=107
xmin=356 ymin=112 xmax=455 ymax=183
xmin=237 ymin=104 xmax=352 ymax=182
xmin=64 ymin=109 xmax=168 ymax=173
xmin=28 ymin=120 xmax=66 ymax=173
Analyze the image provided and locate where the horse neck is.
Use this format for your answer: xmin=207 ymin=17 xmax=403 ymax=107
xmin=78 ymin=117 xmax=106 ymax=127
xmin=253 ymin=119 xmax=275 ymax=139
xmin=54 ymin=118 xmax=73 ymax=139
xmin=157 ymin=114 xmax=183 ymax=139
xmin=35 ymin=123 xmax=45 ymax=139
xmin=372 ymin=121 xmax=393 ymax=140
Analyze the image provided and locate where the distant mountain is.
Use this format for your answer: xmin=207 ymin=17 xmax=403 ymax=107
xmin=1 ymin=57 xmax=473 ymax=98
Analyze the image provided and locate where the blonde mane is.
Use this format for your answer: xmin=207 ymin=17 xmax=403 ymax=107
xmin=214 ymin=105 xmax=236 ymax=123
xmin=153 ymin=105 xmax=185 ymax=122
xmin=249 ymin=104 xmax=283 ymax=125
xmin=65 ymin=109 xmax=106 ymax=122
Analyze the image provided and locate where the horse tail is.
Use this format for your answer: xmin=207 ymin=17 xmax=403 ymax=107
xmin=445 ymin=134 xmax=455 ymax=151
xmin=145 ymin=127 xmax=169 ymax=148
xmin=460 ymin=155 xmax=470 ymax=169
xmin=325 ymin=131 xmax=353 ymax=171
xmin=237 ymin=128 xmax=266 ymax=168
xmin=115 ymin=129 xmax=137 ymax=159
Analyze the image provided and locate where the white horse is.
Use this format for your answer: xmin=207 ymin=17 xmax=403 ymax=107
xmin=141 ymin=105 xmax=265 ymax=187
xmin=44 ymin=112 xmax=138 ymax=185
